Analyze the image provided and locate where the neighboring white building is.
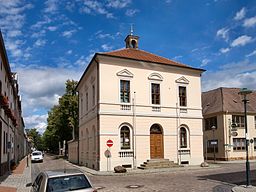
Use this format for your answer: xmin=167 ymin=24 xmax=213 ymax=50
xmin=73 ymin=34 xmax=205 ymax=171
xmin=202 ymin=87 xmax=256 ymax=161
xmin=0 ymin=31 xmax=26 ymax=175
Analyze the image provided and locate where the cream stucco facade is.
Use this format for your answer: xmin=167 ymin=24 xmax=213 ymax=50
xmin=202 ymin=88 xmax=256 ymax=161
xmin=74 ymin=35 xmax=205 ymax=171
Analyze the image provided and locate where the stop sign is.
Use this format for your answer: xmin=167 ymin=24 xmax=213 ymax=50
xmin=106 ymin=139 xmax=113 ymax=147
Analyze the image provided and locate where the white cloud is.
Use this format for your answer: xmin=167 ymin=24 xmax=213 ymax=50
xmin=79 ymin=0 xmax=114 ymax=18
xmin=17 ymin=67 xmax=82 ymax=116
xmin=62 ymin=29 xmax=77 ymax=38
xmin=34 ymin=39 xmax=46 ymax=47
xmin=48 ymin=26 xmax=58 ymax=31
xmin=216 ymin=27 xmax=229 ymax=41
xmin=201 ymin=59 xmax=211 ymax=67
xmin=107 ymin=0 xmax=131 ymax=8
xmin=246 ymin=50 xmax=256 ymax=57
xmin=234 ymin=7 xmax=246 ymax=20
xmin=44 ymin=0 xmax=59 ymax=13
xmin=202 ymin=60 xmax=256 ymax=92
xmin=75 ymin=56 xmax=88 ymax=67
xmin=243 ymin=16 xmax=256 ymax=28
xmin=66 ymin=50 xmax=73 ymax=55
xmin=231 ymin=35 xmax=253 ymax=47
xmin=125 ymin=9 xmax=139 ymax=17
xmin=219 ymin=47 xmax=230 ymax=54
xmin=101 ymin=44 xmax=113 ymax=51
xmin=0 ymin=0 xmax=33 ymax=59
xmin=24 ymin=114 xmax=48 ymax=133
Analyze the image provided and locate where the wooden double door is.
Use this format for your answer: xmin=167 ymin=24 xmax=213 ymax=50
xmin=150 ymin=124 xmax=164 ymax=159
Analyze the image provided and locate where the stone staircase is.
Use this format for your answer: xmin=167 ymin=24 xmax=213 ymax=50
xmin=138 ymin=159 xmax=179 ymax=170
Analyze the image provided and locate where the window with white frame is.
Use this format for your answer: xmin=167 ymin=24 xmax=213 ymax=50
xmin=120 ymin=80 xmax=130 ymax=103
xmin=151 ymin=83 xmax=160 ymax=105
xmin=179 ymin=86 xmax=187 ymax=107
xmin=254 ymin=138 xmax=256 ymax=151
xmin=232 ymin=115 xmax=245 ymax=128
xmin=255 ymin=116 xmax=256 ymax=129
xmin=233 ymin=138 xmax=245 ymax=151
xmin=120 ymin=126 xmax=130 ymax=149
xmin=180 ymin=127 xmax=187 ymax=148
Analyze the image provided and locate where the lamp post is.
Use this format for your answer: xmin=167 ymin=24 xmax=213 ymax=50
xmin=211 ymin=125 xmax=217 ymax=163
xmin=238 ymin=88 xmax=252 ymax=187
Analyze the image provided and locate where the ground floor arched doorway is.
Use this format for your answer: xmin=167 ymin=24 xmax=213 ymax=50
xmin=150 ymin=124 xmax=164 ymax=159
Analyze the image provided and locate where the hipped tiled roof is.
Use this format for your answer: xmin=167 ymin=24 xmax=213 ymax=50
xmin=100 ymin=48 xmax=204 ymax=71
xmin=202 ymin=87 xmax=256 ymax=115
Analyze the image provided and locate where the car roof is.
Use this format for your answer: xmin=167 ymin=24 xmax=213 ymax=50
xmin=43 ymin=169 xmax=84 ymax=178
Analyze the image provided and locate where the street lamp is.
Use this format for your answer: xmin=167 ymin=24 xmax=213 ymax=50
xmin=238 ymin=88 xmax=252 ymax=187
xmin=211 ymin=125 xmax=217 ymax=163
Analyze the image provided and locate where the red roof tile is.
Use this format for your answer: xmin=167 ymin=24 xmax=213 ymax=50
xmin=100 ymin=48 xmax=202 ymax=70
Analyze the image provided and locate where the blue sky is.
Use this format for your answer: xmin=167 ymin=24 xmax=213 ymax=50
xmin=0 ymin=0 xmax=256 ymax=133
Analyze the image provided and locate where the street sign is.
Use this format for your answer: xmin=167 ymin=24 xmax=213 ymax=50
xmin=231 ymin=132 xmax=238 ymax=137
xmin=106 ymin=139 xmax=113 ymax=147
xmin=104 ymin=149 xmax=111 ymax=158
xmin=210 ymin=141 xmax=217 ymax=145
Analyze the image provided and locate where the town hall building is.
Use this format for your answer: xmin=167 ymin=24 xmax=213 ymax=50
xmin=69 ymin=34 xmax=205 ymax=171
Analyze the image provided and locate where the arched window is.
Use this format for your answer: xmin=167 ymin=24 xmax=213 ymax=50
xmin=120 ymin=126 xmax=130 ymax=149
xmin=180 ymin=127 xmax=187 ymax=148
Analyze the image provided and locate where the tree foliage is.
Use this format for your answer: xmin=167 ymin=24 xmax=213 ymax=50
xmin=42 ymin=80 xmax=78 ymax=154
xmin=27 ymin=128 xmax=43 ymax=151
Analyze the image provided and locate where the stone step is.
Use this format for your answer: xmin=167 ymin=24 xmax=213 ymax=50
xmin=138 ymin=159 xmax=179 ymax=170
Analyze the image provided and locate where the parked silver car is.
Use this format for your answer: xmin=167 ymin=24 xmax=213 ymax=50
xmin=31 ymin=170 xmax=97 ymax=192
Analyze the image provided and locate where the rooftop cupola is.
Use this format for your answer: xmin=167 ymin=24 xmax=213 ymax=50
xmin=125 ymin=26 xmax=139 ymax=49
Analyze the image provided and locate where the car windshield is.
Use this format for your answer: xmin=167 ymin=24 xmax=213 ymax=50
xmin=46 ymin=174 xmax=92 ymax=192
xmin=32 ymin=152 xmax=42 ymax=156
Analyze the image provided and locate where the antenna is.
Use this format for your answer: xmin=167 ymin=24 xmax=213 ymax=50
xmin=130 ymin=24 xmax=134 ymax=35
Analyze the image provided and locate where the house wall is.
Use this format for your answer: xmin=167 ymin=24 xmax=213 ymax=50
xmin=76 ymin=54 xmax=204 ymax=171
xmin=203 ymin=113 xmax=256 ymax=161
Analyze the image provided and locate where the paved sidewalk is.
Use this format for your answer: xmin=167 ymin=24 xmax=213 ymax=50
xmin=0 ymin=156 xmax=31 ymax=192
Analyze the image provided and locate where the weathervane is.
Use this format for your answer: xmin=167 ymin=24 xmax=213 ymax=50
xmin=130 ymin=24 xmax=134 ymax=35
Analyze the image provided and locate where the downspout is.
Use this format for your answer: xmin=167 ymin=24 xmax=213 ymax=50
xmin=96 ymin=58 xmax=100 ymax=170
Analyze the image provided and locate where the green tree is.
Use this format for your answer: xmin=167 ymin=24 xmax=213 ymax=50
xmin=42 ymin=80 xmax=78 ymax=154
xmin=27 ymin=128 xmax=43 ymax=151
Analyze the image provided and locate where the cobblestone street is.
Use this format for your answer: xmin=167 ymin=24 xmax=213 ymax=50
xmin=33 ymin=155 xmax=256 ymax=192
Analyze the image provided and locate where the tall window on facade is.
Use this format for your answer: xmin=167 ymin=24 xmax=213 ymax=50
xmin=3 ymin=131 xmax=5 ymax=154
xmin=254 ymin=138 xmax=256 ymax=151
xmin=151 ymin=83 xmax=160 ymax=105
xmin=232 ymin=115 xmax=245 ymax=128
xmin=179 ymin=86 xmax=187 ymax=107
xmin=205 ymin=117 xmax=217 ymax=131
xmin=92 ymin=85 xmax=95 ymax=106
xmin=86 ymin=92 xmax=88 ymax=111
xmin=120 ymin=126 xmax=130 ymax=149
xmin=233 ymin=138 xmax=245 ymax=151
xmin=80 ymin=94 xmax=83 ymax=115
xmin=180 ymin=127 xmax=187 ymax=148
xmin=120 ymin=80 xmax=130 ymax=103
xmin=86 ymin=129 xmax=89 ymax=151
xmin=254 ymin=116 xmax=256 ymax=129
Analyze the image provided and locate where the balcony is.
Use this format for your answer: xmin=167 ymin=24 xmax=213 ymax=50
xmin=152 ymin=106 xmax=161 ymax=112
xmin=119 ymin=151 xmax=134 ymax=158
xmin=120 ymin=104 xmax=131 ymax=111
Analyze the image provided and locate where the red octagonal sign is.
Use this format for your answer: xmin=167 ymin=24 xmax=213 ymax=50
xmin=106 ymin=139 xmax=113 ymax=147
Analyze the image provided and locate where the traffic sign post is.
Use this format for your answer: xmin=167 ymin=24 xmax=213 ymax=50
xmin=106 ymin=140 xmax=113 ymax=171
